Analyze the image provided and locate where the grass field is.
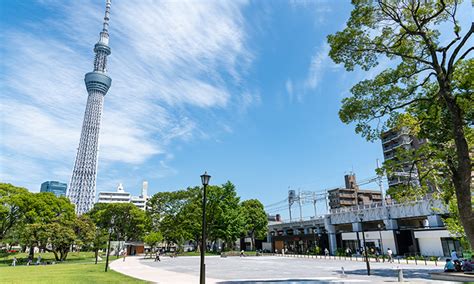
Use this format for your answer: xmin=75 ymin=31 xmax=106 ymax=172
xmin=0 ymin=252 xmax=105 ymax=267
xmin=0 ymin=262 xmax=147 ymax=283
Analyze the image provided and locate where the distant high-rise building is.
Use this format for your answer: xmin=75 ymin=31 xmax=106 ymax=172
xmin=68 ymin=0 xmax=113 ymax=215
xmin=97 ymin=181 xmax=150 ymax=210
xmin=381 ymin=127 xmax=424 ymax=189
xmin=40 ymin=181 xmax=67 ymax=197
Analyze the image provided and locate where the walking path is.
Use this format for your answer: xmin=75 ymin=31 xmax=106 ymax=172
xmin=110 ymin=256 xmax=222 ymax=283
xmin=110 ymin=255 xmax=447 ymax=283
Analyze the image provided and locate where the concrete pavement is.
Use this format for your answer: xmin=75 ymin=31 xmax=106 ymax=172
xmin=110 ymin=255 xmax=450 ymax=283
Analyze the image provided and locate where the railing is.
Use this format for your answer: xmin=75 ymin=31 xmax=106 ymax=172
xmin=262 ymin=252 xmax=441 ymax=266
xmin=272 ymin=215 xmax=326 ymax=225
xmin=329 ymin=196 xmax=437 ymax=215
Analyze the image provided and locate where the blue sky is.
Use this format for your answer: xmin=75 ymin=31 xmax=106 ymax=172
xmin=1 ymin=0 xmax=472 ymax=220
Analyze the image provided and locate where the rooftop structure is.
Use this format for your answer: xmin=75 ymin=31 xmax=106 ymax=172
xmin=97 ymin=181 xmax=150 ymax=210
xmin=327 ymin=174 xmax=382 ymax=209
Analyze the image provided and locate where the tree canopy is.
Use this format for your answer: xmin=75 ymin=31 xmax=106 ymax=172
xmin=241 ymin=199 xmax=268 ymax=250
xmin=88 ymin=202 xmax=146 ymax=242
xmin=328 ymin=0 xmax=473 ymax=248
xmin=147 ymin=181 xmax=262 ymax=252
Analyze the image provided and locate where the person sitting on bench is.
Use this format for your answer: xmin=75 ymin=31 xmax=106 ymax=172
xmin=444 ymin=258 xmax=455 ymax=272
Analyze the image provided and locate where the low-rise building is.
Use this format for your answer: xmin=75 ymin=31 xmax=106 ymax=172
xmin=268 ymin=197 xmax=459 ymax=258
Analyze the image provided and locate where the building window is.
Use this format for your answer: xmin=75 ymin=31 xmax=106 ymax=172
xmin=441 ymin=238 xmax=463 ymax=257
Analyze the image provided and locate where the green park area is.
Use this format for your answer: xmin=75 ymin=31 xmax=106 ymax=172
xmin=0 ymin=263 xmax=145 ymax=283
xmin=0 ymin=252 xmax=146 ymax=283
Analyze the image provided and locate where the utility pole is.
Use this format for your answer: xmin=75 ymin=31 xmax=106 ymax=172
xmin=288 ymin=188 xmax=294 ymax=222
xmin=298 ymin=189 xmax=303 ymax=221
xmin=376 ymin=159 xmax=385 ymax=205
xmin=313 ymin=193 xmax=317 ymax=217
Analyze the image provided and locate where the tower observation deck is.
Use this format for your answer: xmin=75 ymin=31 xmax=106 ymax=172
xmin=68 ymin=0 xmax=112 ymax=215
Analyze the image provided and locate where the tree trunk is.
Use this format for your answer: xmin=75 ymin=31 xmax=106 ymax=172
xmin=443 ymin=89 xmax=474 ymax=249
xmin=29 ymin=246 xmax=34 ymax=260
xmin=61 ymin=250 xmax=69 ymax=261
xmin=251 ymin=231 xmax=255 ymax=251
xmin=53 ymin=251 xmax=59 ymax=261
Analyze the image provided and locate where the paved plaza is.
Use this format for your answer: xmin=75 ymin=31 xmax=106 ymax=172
xmin=110 ymin=255 xmax=451 ymax=283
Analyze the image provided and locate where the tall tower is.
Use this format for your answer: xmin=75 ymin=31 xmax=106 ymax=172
xmin=68 ymin=0 xmax=112 ymax=215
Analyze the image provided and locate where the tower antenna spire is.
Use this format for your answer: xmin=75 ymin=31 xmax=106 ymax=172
xmin=68 ymin=0 xmax=113 ymax=215
xmin=99 ymin=0 xmax=112 ymax=46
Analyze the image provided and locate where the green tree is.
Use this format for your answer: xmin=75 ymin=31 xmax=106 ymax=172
xmin=0 ymin=183 xmax=29 ymax=241
xmin=74 ymin=215 xmax=96 ymax=247
xmin=37 ymin=222 xmax=76 ymax=261
xmin=241 ymin=199 xmax=268 ymax=251
xmin=328 ymin=0 xmax=473 ymax=248
xmin=88 ymin=203 xmax=146 ymax=242
xmin=90 ymin=228 xmax=109 ymax=264
xmin=206 ymin=182 xmax=245 ymax=250
xmin=147 ymin=189 xmax=198 ymax=251
xmin=14 ymin=192 xmax=76 ymax=260
xmin=143 ymin=231 xmax=163 ymax=252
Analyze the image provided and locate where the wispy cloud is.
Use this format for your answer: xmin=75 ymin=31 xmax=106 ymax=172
xmin=285 ymin=42 xmax=340 ymax=102
xmin=289 ymin=0 xmax=333 ymax=25
xmin=0 ymin=0 xmax=254 ymax=191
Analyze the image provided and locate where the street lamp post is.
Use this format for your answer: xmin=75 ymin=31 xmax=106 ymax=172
xmin=378 ymin=223 xmax=385 ymax=262
xmin=358 ymin=213 xmax=371 ymax=276
xmin=200 ymin=172 xmax=211 ymax=284
xmin=105 ymin=217 xmax=115 ymax=272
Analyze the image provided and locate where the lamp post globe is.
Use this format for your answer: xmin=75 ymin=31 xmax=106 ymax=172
xmin=200 ymin=171 xmax=211 ymax=284
xmin=201 ymin=172 xmax=211 ymax=186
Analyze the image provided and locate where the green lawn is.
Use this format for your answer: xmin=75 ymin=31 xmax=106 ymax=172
xmin=0 ymin=252 xmax=105 ymax=267
xmin=0 ymin=262 xmax=147 ymax=283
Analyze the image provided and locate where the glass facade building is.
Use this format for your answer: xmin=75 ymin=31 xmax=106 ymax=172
xmin=40 ymin=181 xmax=67 ymax=197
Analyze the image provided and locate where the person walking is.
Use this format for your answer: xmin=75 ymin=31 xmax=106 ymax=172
xmin=36 ymin=255 xmax=42 ymax=265
xmin=324 ymin=248 xmax=329 ymax=257
xmin=451 ymin=250 xmax=459 ymax=261
xmin=12 ymin=257 xmax=17 ymax=267
xmin=122 ymin=250 xmax=127 ymax=262
xmin=387 ymin=248 xmax=393 ymax=263
xmin=345 ymin=247 xmax=352 ymax=257
xmin=154 ymin=251 xmax=161 ymax=262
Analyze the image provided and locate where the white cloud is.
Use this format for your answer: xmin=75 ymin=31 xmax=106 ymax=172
xmin=284 ymin=42 xmax=340 ymax=102
xmin=0 ymin=0 xmax=253 ymax=190
xmin=286 ymin=79 xmax=294 ymax=102
xmin=289 ymin=0 xmax=332 ymax=25
xmin=304 ymin=43 xmax=332 ymax=90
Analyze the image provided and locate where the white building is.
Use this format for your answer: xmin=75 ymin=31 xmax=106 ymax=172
xmin=97 ymin=181 xmax=150 ymax=210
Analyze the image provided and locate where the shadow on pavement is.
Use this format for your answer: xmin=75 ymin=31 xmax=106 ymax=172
xmin=218 ymin=280 xmax=360 ymax=284
xmin=344 ymin=268 xmax=440 ymax=279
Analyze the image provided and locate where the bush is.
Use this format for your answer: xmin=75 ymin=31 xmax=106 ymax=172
xmin=313 ymin=246 xmax=321 ymax=255
xmin=336 ymin=248 xmax=346 ymax=256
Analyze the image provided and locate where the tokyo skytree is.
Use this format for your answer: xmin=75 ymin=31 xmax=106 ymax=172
xmin=68 ymin=0 xmax=112 ymax=215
